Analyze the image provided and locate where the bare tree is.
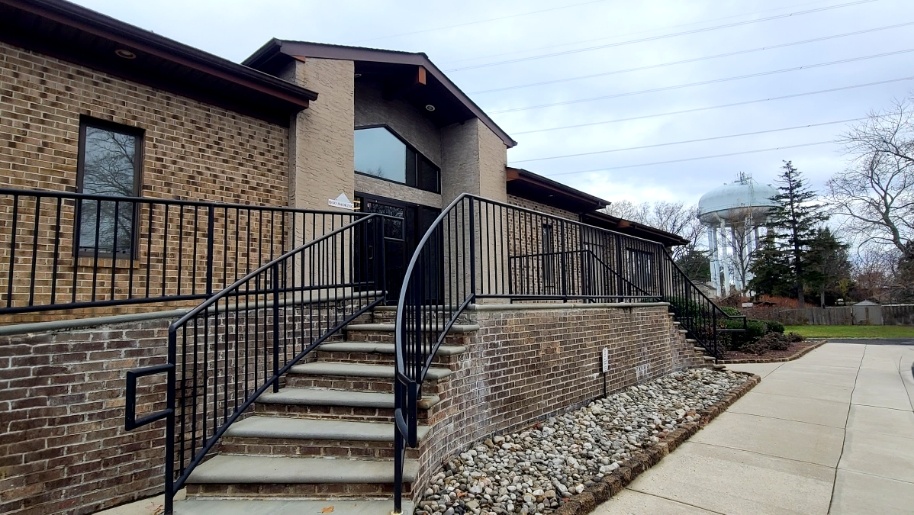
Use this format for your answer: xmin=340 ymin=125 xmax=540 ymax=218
xmin=829 ymin=98 xmax=914 ymax=260
xmin=602 ymin=200 xmax=703 ymax=259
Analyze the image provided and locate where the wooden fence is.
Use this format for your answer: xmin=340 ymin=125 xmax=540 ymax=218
xmin=746 ymin=304 xmax=914 ymax=326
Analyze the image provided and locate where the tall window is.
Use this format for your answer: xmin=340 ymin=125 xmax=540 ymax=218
xmin=542 ymin=223 xmax=555 ymax=288
xmin=354 ymin=127 xmax=440 ymax=193
xmin=627 ymin=249 xmax=655 ymax=292
xmin=76 ymin=119 xmax=142 ymax=256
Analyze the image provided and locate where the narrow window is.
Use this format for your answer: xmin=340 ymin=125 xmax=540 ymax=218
xmin=76 ymin=119 xmax=142 ymax=257
xmin=542 ymin=223 xmax=555 ymax=288
xmin=627 ymin=249 xmax=655 ymax=292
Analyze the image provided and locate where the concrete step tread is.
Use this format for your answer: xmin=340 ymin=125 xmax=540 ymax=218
xmin=175 ymin=499 xmax=413 ymax=515
xmin=225 ymin=416 xmax=431 ymax=442
xmin=187 ymin=455 xmax=418 ymax=484
xmin=290 ymin=362 xmax=451 ymax=380
xmin=346 ymin=323 xmax=479 ymax=333
xmin=319 ymin=341 xmax=467 ymax=356
xmin=258 ymin=388 xmax=440 ymax=410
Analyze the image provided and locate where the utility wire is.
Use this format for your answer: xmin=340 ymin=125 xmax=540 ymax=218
xmin=541 ymin=141 xmax=835 ymax=177
xmin=510 ymin=76 xmax=914 ymax=135
xmin=490 ymin=49 xmax=914 ymax=115
xmin=352 ymin=0 xmax=610 ymax=44
xmin=511 ymin=118 xmax=865 ymax=164
xmin=445 ymin=0 xmax=844 ymax=66
xmin=470 ymin=21 xmax=914 ymax=95
xmin=445 ymin=0 xmax=878 ymax=72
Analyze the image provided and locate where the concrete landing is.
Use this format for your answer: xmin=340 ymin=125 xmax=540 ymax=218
xmin=595 ymin=342 xmax=914 ymax=515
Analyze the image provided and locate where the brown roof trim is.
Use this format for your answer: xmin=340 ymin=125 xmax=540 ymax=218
xmin=244 ymin=40 xmax=517 ymax=148
xmin=582 ymin=211 xmax=690 ymax=247
xmin=4 ymin=0 xmax=318 ymax=108
xmin=506 ymin=167 xmax=609 ymax=211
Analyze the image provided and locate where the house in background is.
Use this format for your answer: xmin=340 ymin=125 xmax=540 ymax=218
xmin=0 ymin=1 xmax=733 ymax=514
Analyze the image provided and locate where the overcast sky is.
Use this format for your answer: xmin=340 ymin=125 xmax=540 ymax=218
xmin=72 ymin=0 xmax=914 ymax=209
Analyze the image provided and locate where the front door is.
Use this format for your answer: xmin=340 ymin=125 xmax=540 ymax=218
xmin=357 ymin=194 xmax=439 ymax=304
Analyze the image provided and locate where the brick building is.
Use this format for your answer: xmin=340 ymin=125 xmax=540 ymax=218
xmin=0 ymin=1 xmax=724 ymax=514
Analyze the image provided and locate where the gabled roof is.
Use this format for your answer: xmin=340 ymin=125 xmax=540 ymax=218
xmin=244 ymin=39 xmax=517 ymax=148
xmin=0 ymin=0 xmax=318 ymax=125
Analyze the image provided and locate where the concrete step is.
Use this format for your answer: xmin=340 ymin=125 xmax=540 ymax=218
xmin=314 ymin=341 xmax=466 ymax=367
xmin=285 ymin=362 xmax=452 ymax=393
xmin=175 ymin=499 xmax=414 ymax=515
xmin=344 ymin=323 xmax=477 ymax=345
xmin=225 ymin=416 xmax=430 ymax=442
xmin=254 ymin=388 xmax=439 ymax=422
xmin=185 ymin=455 xmax=418 ymax=497
xmin=220 ymin=417 xmax=428 ymax=460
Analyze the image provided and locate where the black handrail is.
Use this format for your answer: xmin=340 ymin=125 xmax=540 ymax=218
xmin=0 ymin=188 xmax=364 ymax=315
xmin=124 ymin=214 xmax=387 ymax=515
xmin=657 ymin=248 xmax=747 ymax=358
xmin=392 ymin=194 xmax=693 ymax=512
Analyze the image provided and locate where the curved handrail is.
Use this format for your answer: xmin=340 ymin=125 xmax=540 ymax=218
xmin=155 ymin=214 xmax=387 ymax=514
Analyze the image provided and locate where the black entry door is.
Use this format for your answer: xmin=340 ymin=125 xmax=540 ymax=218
xmin=357 ymin=194 xmax=439 ymax=304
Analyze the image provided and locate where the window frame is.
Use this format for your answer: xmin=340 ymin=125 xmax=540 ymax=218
xmin=354 ymin=124 xmax=441 ymax=194
xmin=75 ymin=116 xmax=144 ymax=259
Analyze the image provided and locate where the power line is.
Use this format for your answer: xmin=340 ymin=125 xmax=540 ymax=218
xmin=351 ymin=0 xmax=610 ymax=44
xmin=511 ymin=118 xmax=866 ymax=164
xmin=445 ymin=0 xmax=878 ymax=72
xmin=541 ymin=141 xmax=835 ymax=177
xmin=445 ymin=0 xmax=843 ymax=66
xmin=490 ymin=49 xmax=914 ymax=115
xmin=510 ymin=76 xmax=914 ymax=135
xmin=470 ymin=21 xmax=914 ymax=95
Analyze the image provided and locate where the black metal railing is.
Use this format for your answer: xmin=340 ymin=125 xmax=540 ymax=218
xmin=0 ymin=188 xmax=364 ymax=315
xmin=123 ymin=214 xmax=388 ymax=515
xmin=658 ymin=248 xmax=747 ymax=358
xmin=391 ymin=194 xmax=743 ymax=512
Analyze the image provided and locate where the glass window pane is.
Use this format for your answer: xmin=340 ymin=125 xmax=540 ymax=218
xmin=354 ymin=128 xmax=406 ymax=183
xmin=79 ymin=125 xmax=138 ymax=255
xmin=418 ymin=157 xmax=440 ymax=193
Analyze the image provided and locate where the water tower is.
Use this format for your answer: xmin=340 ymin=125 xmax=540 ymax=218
xmin=697 ymin=173 xmax=778 ymax=297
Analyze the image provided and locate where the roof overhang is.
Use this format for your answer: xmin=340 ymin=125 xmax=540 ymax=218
xmin=0 ymin=0 xmax=318 ymax=126
xmin=506 ymin=167 xmax=609 ymax=213
xmin=582 ymin=211 xmax=690 ymax=247
xmin=245 ymin=40 xmax=517 ymax=147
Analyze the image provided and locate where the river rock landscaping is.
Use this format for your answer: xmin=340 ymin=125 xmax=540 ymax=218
xmin=416 ymin=368 xmax=752 ymax=515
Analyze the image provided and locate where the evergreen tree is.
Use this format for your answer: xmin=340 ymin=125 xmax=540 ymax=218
xmin=806 ymin=228 xmax=852 ymax=307
xmin=675 ymin=248 xmax=711 ymax=283
xmin=748 ymin=232 xmax=792 ymax=298
xmin=768 ymin=161 xmax=829 ymax=307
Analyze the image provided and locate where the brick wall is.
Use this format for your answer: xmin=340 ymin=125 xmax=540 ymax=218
xmin=0 ymin=318 xmax=172 ymax=515
xmin=0 ymin=41 xmax=293 ymax=323
xmin=414 ymin=303 xmax=702 ymax=497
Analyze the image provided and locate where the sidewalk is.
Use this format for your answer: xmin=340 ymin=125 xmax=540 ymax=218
xmin=594 ymin=342 xmax=914 ymax=515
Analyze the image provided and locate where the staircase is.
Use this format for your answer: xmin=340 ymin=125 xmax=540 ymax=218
xmin=172 ymin=307 xmax=473 ymax=515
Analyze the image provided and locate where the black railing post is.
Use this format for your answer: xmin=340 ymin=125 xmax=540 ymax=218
xmin=468 ymin=199 xmax=476 ymax=294
xmin=712 ymin=308 xmax=718 ymax=359
xmin=560 ymin=221 xmax=568 ymax=301
xmin=205 ymin=205 xmax=215 ymax=297
xmin=272 ymin=263 xmax=280 ymax=393
xmin=163 ymin=331 xmax=177 ymax=515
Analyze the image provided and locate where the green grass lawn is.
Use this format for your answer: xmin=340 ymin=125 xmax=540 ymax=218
xmin=784 ymin=325 xmax=914 ymax=339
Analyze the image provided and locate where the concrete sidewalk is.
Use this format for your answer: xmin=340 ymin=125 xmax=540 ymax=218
xmin=594 ymin=342 xmax=914 ymax=515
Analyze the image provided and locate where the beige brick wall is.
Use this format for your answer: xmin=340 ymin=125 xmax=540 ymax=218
xmin=415 ymin=303 xmax=702 ymax=498
xmin=0 ymin=41 xmax=295 ymax=323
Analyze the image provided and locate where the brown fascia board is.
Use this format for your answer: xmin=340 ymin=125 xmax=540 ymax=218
xmin=584 ymin=211 xmax=690 ymax=247
xmin=245 ymin=40 xmax=517 ymax=148
xmin=506 ymin=167 xmax=609 ymax=211
xmin=5 ymin=0 xmax=318 ymax=107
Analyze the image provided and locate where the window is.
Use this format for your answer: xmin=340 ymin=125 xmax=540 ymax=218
xmin=542 ymin=223 xmax=555 ymax=288
xmin=627 ymin=249 xmax=655 ymax=292
xmin=76 ymin=119 xmax=142 ymax=257
xmin=354 ymin=127 xmax=440 ymax=193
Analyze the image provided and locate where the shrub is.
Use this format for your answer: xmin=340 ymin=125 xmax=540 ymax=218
xmin=765 ymin=320 xmax=785 ymax=334
xmin=721 ymin=306 xmax=742 ymax=317
xmin=786 ymin=332 xmax=805 ymax=342
xmin=725 ymin=318 xmax=766 ymax=351
xmin=744 ymin=332 xmax=789 ymax=354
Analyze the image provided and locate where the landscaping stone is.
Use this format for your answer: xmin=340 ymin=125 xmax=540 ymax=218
xmin=415 ymin=368 xmax=754 ymax=515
